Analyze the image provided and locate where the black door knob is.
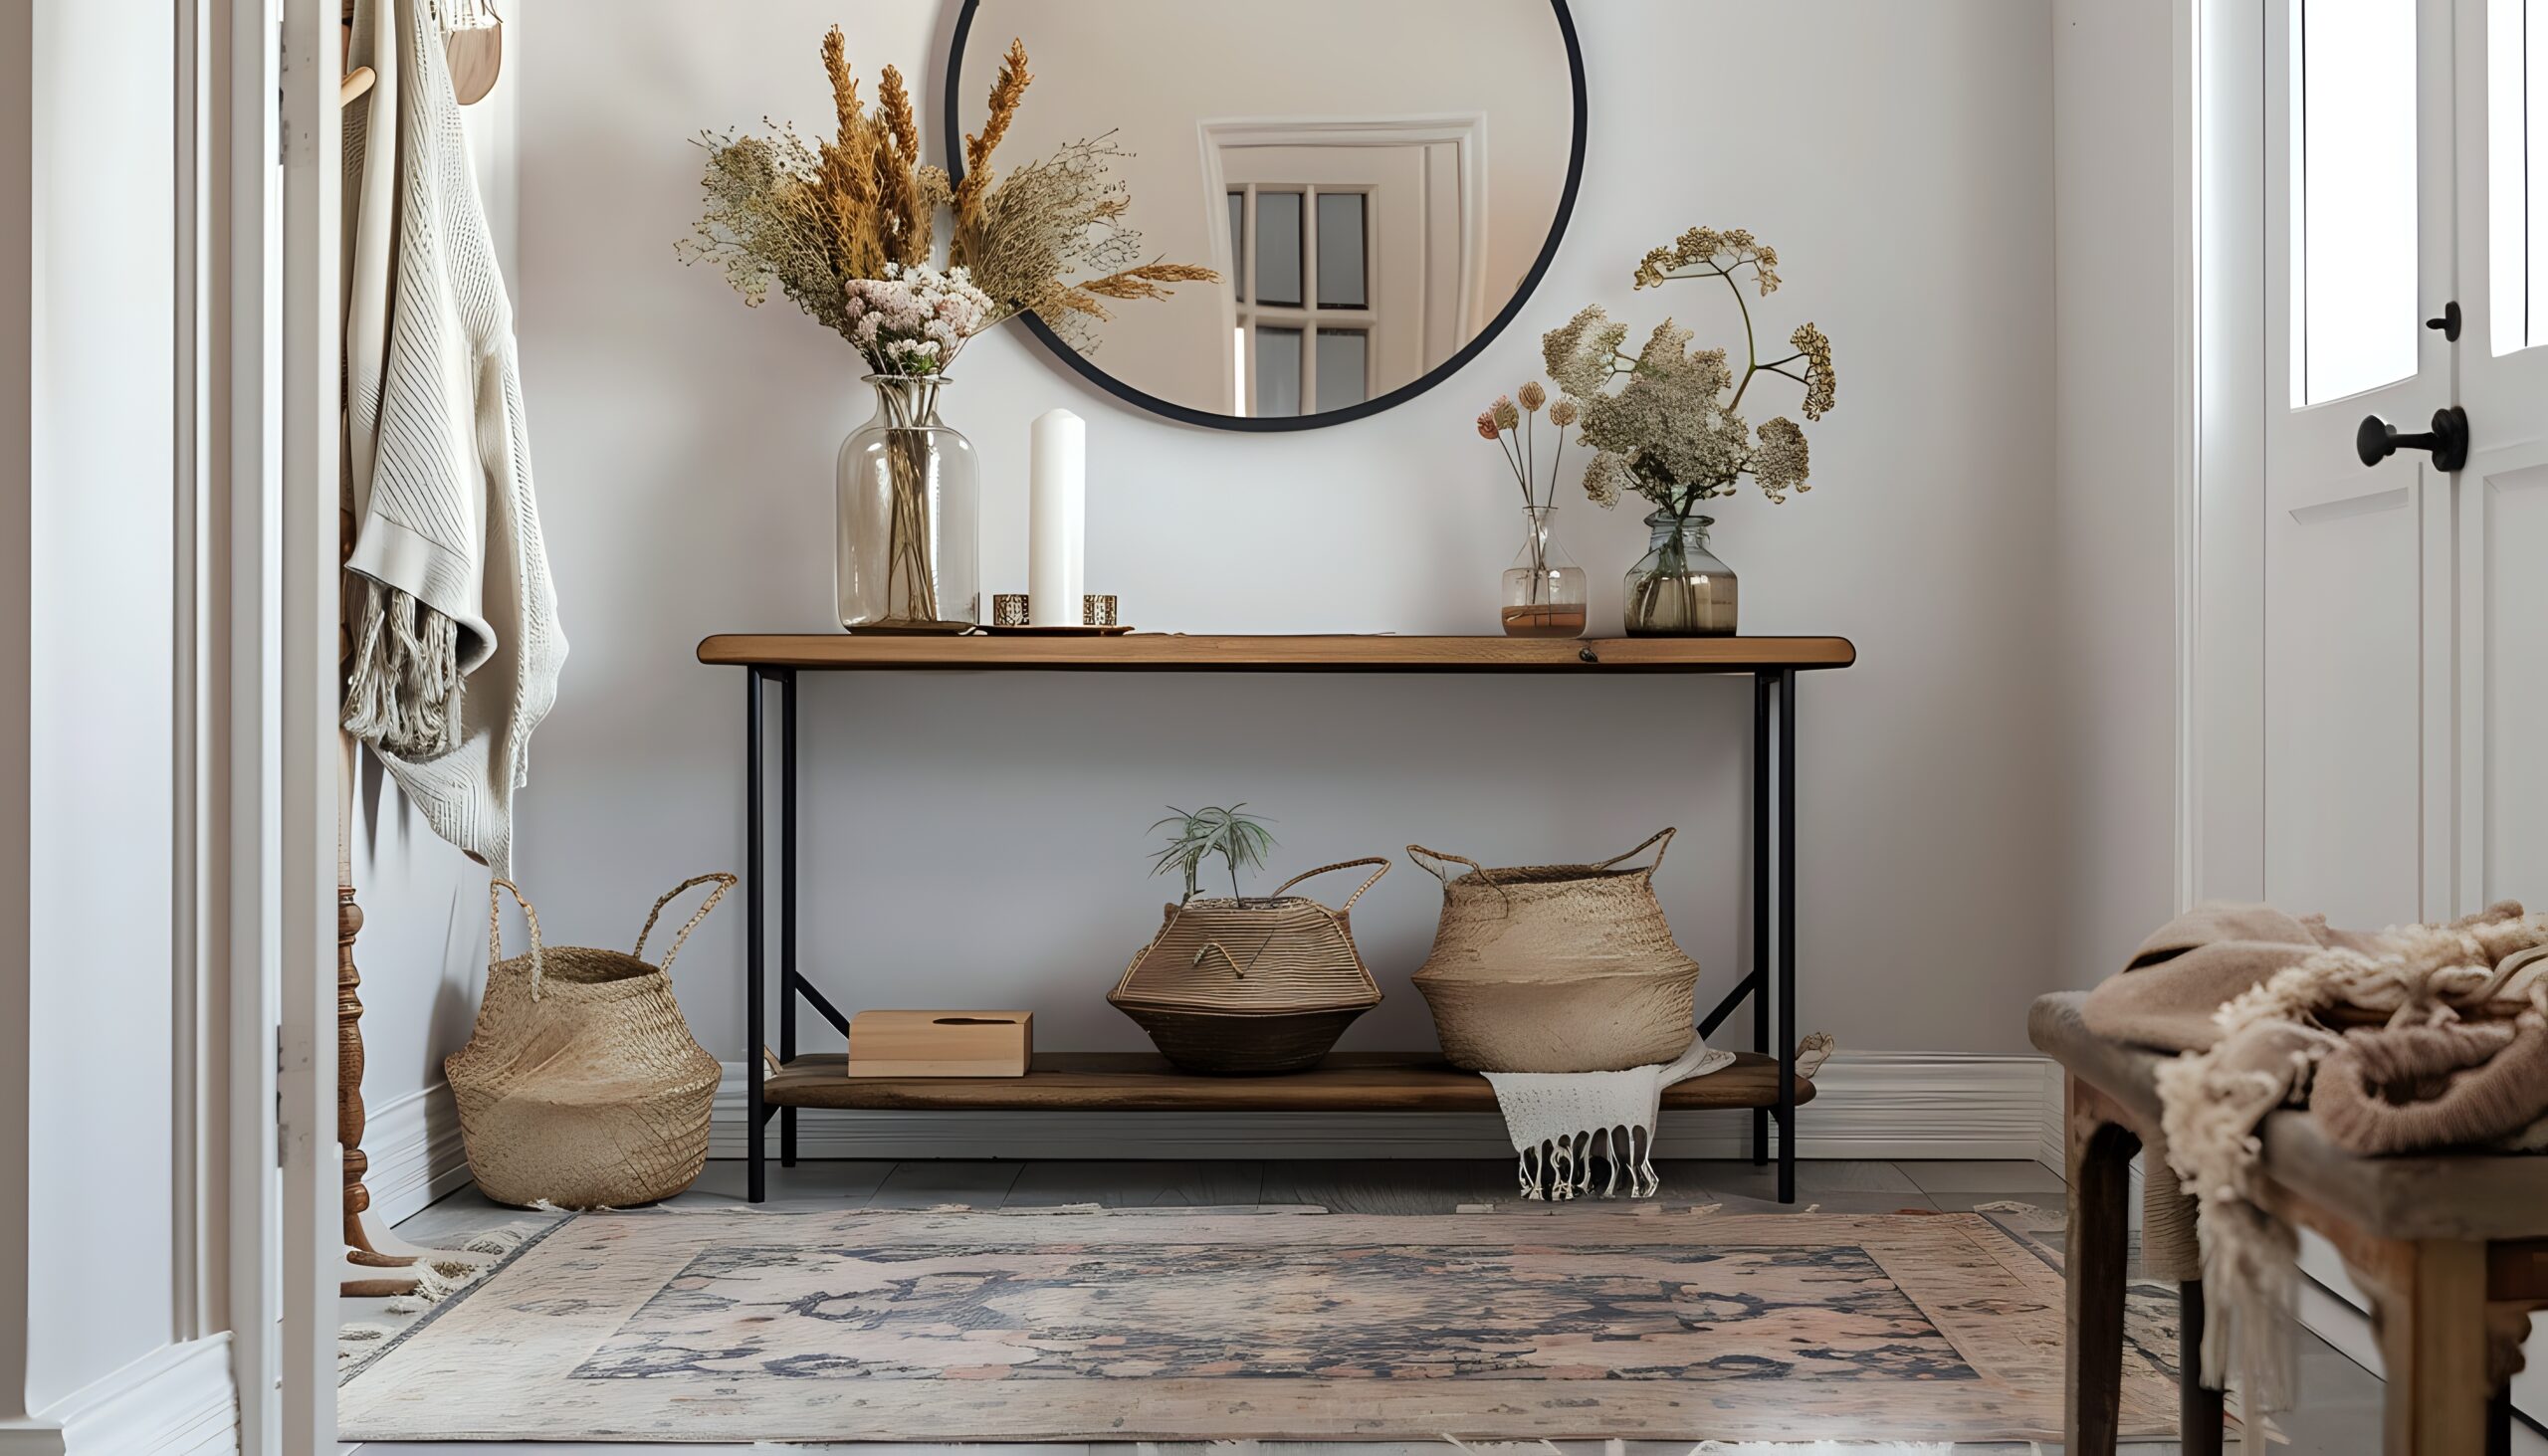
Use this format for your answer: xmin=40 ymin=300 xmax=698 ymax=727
xmin=2356 ymin=405 xmax=2470 ymax=473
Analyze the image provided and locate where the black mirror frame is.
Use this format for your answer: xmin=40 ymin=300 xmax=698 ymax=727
xmin=942 ymin=0 xmax=1588 ymax=433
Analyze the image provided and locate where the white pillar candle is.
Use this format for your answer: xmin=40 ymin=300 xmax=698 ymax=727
xmin=1028 ymin=409 xmax=1086 ymax=626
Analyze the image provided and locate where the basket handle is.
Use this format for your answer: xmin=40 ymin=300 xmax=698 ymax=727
xmin=1191 ymin=933 xmax=1275 ymax=980
xmin=1594 ymin=827 xmax=1677 ymax=874
xmin=633 ymin=872 xmax=740 ymax=974
xmin=1269 ymin=856 xmax=1391 ymax=913
xmin=487 ymin=879 xmax=547 ymax=1000
xmin=1406 ymin=844 xmax=1514 ymax=906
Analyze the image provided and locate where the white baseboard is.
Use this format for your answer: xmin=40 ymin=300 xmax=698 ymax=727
xmin=358 ymin=1080 xmax=473 ymax=1225
xmin=2037 ymin=1059 xmax=2067 ymax=1174
xmin=706 ymin=1050 xmax=2057 ymax=1161
xmin=0 ymin=1335 xmax=237 ymax=1456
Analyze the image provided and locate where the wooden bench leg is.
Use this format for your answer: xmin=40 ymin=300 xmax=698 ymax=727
xmin=2066 ymin=1076 xmax=2140 ymax=1456
xmin=2379 ymin=1239 xmax=2491 ymax=1455
xmin=2180 ymin=1279 xmax=2226 ymax=1456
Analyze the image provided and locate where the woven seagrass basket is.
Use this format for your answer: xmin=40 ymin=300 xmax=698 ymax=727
xmin=445 ymin=875 xmax=732 ymax=1209
xmin=1110 ymin=858 xmax=1390 ymax=1075
xmin=1409 ymin=830 xmax=1701 ymax=1073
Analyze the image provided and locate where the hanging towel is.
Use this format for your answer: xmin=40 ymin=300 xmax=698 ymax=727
xmin=1483 ymin=1037 xmax=1735 ymax=1200
xmin=342 ymin=0 xmax=563 ymax=877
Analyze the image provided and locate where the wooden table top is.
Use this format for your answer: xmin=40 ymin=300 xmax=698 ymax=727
xmin=762 ymin=1050 xmax=1814 ymax=1113
xmin=698 ymin=633 xmax=1856 ymax=673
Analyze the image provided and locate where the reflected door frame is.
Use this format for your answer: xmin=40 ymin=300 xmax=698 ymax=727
xmin=1201 ymin=116 xmax=1488 ymax=417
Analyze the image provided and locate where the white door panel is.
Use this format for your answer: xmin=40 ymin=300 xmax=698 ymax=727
xmin=2264 ymin=486 xmax=2427 ymax=926
xmin=2262 ymin=0 xmax=2457 ymax=925
xmin=2481 ymin=465 xmax=2548 ymax=904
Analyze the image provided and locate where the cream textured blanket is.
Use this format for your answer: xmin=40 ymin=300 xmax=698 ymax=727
xmin=1484 ymin=1037 xmax=1733 ymax=1199
xmin=342 ymin=0 xmax=563 ymax=877
xmin=2084 ymin=900 xmax=2548 ymax=1412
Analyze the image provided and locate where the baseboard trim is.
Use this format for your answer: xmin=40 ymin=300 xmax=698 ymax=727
xmin=360 ymin=1079 xmax=473 ymax=1224
xmin=705 ymin=1050 xmax=2057 ymax=1161
xmin=0 ymin=1335 xmax=237 ymax=1456
xmin=2037 ymin=1060 xmax=2067 ymax=1174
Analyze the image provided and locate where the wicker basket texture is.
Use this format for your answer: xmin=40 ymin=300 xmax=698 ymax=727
xmin=1409 ymin=829 xmax=1702 ymax=1073
xmin=446 ymin=875 xmax=731 ymax=1209
xmin=1110 ymin=858 xmax=1390 ymax=1075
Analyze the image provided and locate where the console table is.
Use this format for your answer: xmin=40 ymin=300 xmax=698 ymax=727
xmin=698 ymin=634 xmax=1855 ymax=1204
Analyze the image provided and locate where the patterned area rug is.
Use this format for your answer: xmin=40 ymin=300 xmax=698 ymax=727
xmin=335 ymin=1207 xmax=2180 ymax=1443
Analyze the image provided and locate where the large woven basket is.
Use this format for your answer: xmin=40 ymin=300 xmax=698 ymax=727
xmin=445 ymin=875 xmax=732 ymax=1209
xmin=1110 ymin=858 xmax=1390 ymax=1075
xmin=1408 ymin=830 xmax=1701 ymax=1073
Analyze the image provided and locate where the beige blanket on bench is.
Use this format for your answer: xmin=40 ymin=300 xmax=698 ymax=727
xmin=2081 ymin=899 xmax=2548 ymax=1411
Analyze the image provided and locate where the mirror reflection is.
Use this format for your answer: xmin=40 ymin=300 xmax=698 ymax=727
xmin=953 ymin=0 xmax=1580 ymax=425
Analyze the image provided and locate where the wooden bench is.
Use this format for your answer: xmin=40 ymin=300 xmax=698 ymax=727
xmin=2032 ymin=991 xmax=2548 ymax=1455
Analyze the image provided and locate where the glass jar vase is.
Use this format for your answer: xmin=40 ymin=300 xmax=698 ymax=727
xmin=1622 ymin=511 xmax=1738 ymax=636
xmin=837 ymin=374 xmax=979 ymax=632
xmin=1500 ymin=507 xmax=1588 ymax=638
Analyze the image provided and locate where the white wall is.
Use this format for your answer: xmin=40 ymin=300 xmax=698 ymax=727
xmin=498 ymin=0 xmax=2066 ymax=1069
xmin=11 ymin=0 xmax=186 ymax=1424
xmin=2052 ymin=0 xmax=2182 ymax=988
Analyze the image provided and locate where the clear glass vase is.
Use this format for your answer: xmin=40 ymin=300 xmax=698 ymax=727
xmin=836 ymin=375 xmax=979 ymax=632
xmin=1500 ymin=507 xmax=1588 ymax=638
xmin=1622 ymin=510 xmax=1739 ymax=637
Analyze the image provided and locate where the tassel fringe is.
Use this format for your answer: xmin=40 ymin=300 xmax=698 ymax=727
xmin=341 ymin=580 xmax=464 ymax=759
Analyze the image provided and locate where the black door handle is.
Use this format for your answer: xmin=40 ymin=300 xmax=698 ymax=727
xmin=2356 ymin=405 xmax=2469 ymax=473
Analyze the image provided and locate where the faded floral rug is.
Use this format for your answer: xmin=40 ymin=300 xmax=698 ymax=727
xmin=335 ymin=1207 xmax=2179 ymax=1443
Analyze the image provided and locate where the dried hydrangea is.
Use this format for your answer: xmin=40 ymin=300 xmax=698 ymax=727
xmin=843 ymin=263 xmax=995 ymax=376
xmin=1753 ymin=417 xmax=1811 ymax=502
xmin=1547 ymin=398 xmax=1579 ymax=428
xmin=1545 ymin=227 xmax=1838 ymax=514
xmin=1517 ymin=381 xmax=1547 ymax=412
xmin=1791 ymin=322 xmax=1836 ymax=420
xmin=1491 ymin=395 xmax=1522 ymax=432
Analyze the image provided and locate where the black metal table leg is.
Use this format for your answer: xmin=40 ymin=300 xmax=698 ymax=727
xmin=2179 ymin=1280 xmax=2225 ymax=1456
xmin=1776 ymin=667 xmax=1799 ymax=1205
xmin=1752 ymin=672 xmax=1772 ymax=1166
xmin=745 ymin=667 xmax=767 ymax=1204
xmin=779 ymin=670 xmax=799 ymax=1170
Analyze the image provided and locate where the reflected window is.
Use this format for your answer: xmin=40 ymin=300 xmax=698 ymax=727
xmin=1228 ymin=183 xmax=1377 ymax=415
xmin=2489 ymin=0 xmax=2548 ymax=353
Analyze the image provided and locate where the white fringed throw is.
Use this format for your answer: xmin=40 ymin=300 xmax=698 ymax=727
xmin=342 ymin=0 xmax=563 ymax=877
xmin=1484 ymin=1038 xmax=1734 ymax=1199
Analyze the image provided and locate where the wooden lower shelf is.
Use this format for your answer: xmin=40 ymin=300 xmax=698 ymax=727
xmin=761 ymin=1050 xmax=1813 ymax=1113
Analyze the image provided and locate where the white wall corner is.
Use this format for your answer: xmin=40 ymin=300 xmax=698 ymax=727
xmin=0 ymin=1335 xmax=236 ymax=1456
xmin=709 ymin=1051 xmax=2058 ymax=1162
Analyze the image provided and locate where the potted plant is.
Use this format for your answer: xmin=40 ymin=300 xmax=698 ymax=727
xmin=1109 ymin=806 xmax=1390 ymax=1075
xmin=1544 ymin=227 xmax=1839 ymax=636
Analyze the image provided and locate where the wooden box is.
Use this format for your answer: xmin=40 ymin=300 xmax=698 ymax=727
xmin=845 ymin=1010 xmax=1034 ymax=1079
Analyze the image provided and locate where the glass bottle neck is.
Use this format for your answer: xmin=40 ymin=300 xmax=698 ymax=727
xmin=865 ymin=373 xmax=951 ymax=428
xmin=1643 ymin=510 xmax=1714 ymax=549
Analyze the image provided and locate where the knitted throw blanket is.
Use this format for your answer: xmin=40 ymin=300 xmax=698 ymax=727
xmin=342 ymin=0 xmax=564 ymax=877
xmin=2085 ymin=901 xmax=2548 ymax=1413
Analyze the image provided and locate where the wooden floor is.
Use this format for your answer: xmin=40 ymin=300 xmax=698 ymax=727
xmin=343 ymin=1156 xmax=2436 ymax=1456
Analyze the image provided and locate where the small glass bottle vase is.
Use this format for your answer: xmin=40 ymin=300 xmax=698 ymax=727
xmin=837 ymin=375 xmax=980 ymax=632
xmin=1622 ymin=511 xmax=1739 ymax=637
xmin=1501 ymin=507 xmax=1589 ymax=638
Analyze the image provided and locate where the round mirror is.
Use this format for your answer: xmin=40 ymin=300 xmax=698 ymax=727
xmin=945 ymin=0 xmax=1585 ymax=431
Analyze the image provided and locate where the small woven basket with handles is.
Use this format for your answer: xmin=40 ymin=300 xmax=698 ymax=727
xmin=1408 ymin=829 xmax=1702 ymax=1073
xmin=445 ymin=874 xmax=733 ymax=1209
xmin=1110 ymin=857 xmax=1390 ymax=1075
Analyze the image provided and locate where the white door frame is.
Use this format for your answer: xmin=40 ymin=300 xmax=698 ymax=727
xmin=219 ymin=0 xmax=343 ymax=1448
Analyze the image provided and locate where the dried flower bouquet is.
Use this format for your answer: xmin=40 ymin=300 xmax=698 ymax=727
xmin=679 ymin=29 xmax=1214 ymax=624
xmin=1545 ymin=228 xmax=1838 ymax=630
